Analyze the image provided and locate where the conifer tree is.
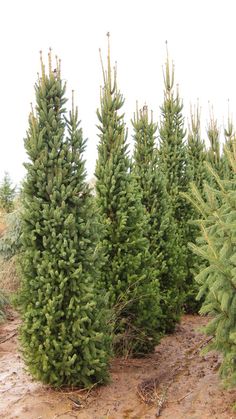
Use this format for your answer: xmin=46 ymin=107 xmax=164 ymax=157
xmin=187 ymin=104 xmax=206 ymax=191
xmin=20 ymin=50 xmax=110 ymax=387
xmin=206 ymin=109 xmax=223 ymax=178
xmin=0 ymin=172 xmax=16 ymax=213
xmin=158 ymin=50 xmax=188 ymax=319
xmin=132 ymin=105 xmax=181 ymax=331
xmin=186 ymin=148 xmax=236 ymax=388
xmin=185 ymin=104 xmax=207 ymax=312
xmin=158 ymin=53 xmax=188 ymax=223
xmin=95 ymin=36 xmax=162 ymax=355
xmin=0 ymin=210 xmax=22 ymax=260
xmin=222 ymin=112 xmax=235 ymax=180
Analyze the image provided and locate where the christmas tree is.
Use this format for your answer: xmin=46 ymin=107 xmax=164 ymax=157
xmin=0 ymin=209 xmax=22 ymax=260
xmin=187 ymin=103 xmax=206 ymax=192
xmin=158 ymin=49 xmax=188 ymax=321
xmin=95 ymin=36 xmax=162 ymax=355
xmin=132 ymin=105 xmax=181 ymax=331
xmin=20 ymin=50 xmax=111 ymax=387
xmin=0 ymin=172 xmax=16 ymax=213
xmin=221 ymin=111 xmax=235 ymax=180
xmin=206 ymin=108 xmax=224 ymax=179
xmin=184 ymin=104 xmax=207 ymax=312
xmin=186 ymin=146 xmax=236 ymax=388
xmin=158 ymin=51 xmax=188 ymax=222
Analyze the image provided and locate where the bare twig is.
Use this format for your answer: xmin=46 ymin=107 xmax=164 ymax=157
xmin=156 ymin=386 xmax=168 ymax=417
xmin=176 ymin=390 xmax=194 ymax=403
xmin=185 ymin=335 xmax=213 ymax=355
xmin=169 ymin=389 xmax=194 ymax=404
xmin=0 ymin=331 xmax=17 ymax=344
xmin=84 ymin=380 xmax=101 ymax=401
xmin=68 ymin=395 xmax=83 ymax=408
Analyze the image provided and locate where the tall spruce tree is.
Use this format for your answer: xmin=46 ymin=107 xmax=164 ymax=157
xmin=95 ymin=36 xmax=162 ymax=355
xmin=20 ymin=50 xmax=110 ymax=387
xmin=185 ymin=104 xmax=207 ymax=312
xmin=158 ymin=50 xmax=188 ymax=320
xmin=206 ymin=109 xmax=223 ymax=178
xmin=132 ymin=105 xmax=181 ymax=332
xmin=0 ymin=172 xmax=16 ymax=213
xmin=222 ymin=112 xmax=235 ymax=180
xmin=158 ymin=53 xmax=188 ymax=222
xmin=186 ymin=147 xmax=236 ymax=388
xmin=187 ymin=104 xmax=206 ymax=191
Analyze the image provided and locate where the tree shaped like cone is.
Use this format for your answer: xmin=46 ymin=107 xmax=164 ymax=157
xmin=20 ymin=50 xmax=111 ymax=387
xmin=187 ymin=103 xmax=206 ymax=192
xmin=206 ymin=108 xmax=224 ymax=180
xmin=158 ymin=51 xmax=188 ymax=223
xmin=95 ymin=36 xmax=162 ymax=355
xmin=158 ymin=48 xmax=188 ymax=322
xmin=132 ymin=105 xmax=181 ymax=332
xmin=184 ymin=104 xmax=207 ymax=313
xmin=221 ymin=111 xmax=236 ymax=180
xmin=0 ymin=172 xmax=16 ymax=213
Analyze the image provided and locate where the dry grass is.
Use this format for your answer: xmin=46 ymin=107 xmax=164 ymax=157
xmin=0 ymin=256 xmax=20 ymax=294
xmin=0 ymin=212 xmax=6 ymax=237
xmin=0 ymin=206 xmax=21 ymax=295
xmin=137 ymin=377 xmax=161 ymax=404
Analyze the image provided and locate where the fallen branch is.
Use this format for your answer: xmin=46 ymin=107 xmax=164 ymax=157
xmin=176 ymin=390 xmax=194 ymax=403
xmin=185 ymin=335 xmax=214 ymax=356
xmin=0 ymin=331 xmax=17 ymax=344
xmin=168 ymin=389 xmax=194 ymax=404
xmin=84 ymin=380 xmax=102 ymax=401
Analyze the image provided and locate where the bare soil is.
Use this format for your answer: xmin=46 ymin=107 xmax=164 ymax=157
xmin=0 ymin=312 xmax=236 ymax=419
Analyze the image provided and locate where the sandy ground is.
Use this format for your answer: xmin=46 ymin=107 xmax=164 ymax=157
xmin=0 ymin=312 xmax=236 ymax=419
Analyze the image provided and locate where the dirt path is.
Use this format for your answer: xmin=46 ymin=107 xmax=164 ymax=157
xmin=0 ymin=313 xmax=236 ymax=419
